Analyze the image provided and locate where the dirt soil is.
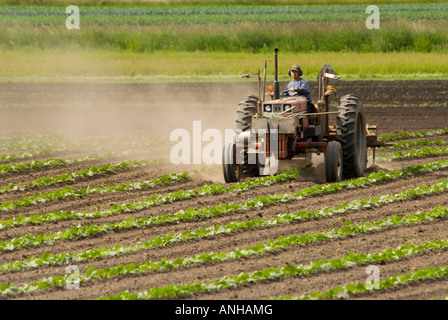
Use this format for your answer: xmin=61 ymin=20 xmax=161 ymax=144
xmin=1 ymin=80 xmax=447 ymax=137
xmin=0 ymin=80 xmax=447 ymax=301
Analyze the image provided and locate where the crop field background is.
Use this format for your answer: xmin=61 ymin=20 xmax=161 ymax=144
xmin=1 ymin=0 xmax=448 ymax=302
xmin=1 ymin=1 xmax=448 ymax=81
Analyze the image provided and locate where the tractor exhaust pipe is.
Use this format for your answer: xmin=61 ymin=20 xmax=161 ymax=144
xmin=274 ymin=48 xmax=280 ymax=100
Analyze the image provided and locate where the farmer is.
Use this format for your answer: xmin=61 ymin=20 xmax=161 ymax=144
xmin=267 ymin=64 xmax=315 ymax=113
xmin=281 ymin=65 xmax=310 ymax=98
xmin=281 ymin=64 xmax=315 ymax=113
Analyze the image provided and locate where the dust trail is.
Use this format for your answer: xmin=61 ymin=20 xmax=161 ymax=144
xmin=2 ymin=81 xmax=448 ymax=178
xmin=0 ymin=82 xmax=259 ymax=168
xmin=295 ymin=154 xmax=326 ymax=184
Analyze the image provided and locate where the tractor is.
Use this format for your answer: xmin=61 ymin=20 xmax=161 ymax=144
xmin=222 ymin=49 xmax=391 ymax=183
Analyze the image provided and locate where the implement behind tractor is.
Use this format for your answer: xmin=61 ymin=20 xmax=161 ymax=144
xmin=222 ymin=49 xmax=391 ymax=183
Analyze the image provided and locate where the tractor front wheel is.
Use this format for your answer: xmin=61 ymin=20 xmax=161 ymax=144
xmin=325 ymin=141 xmax=343 ymax=182
xmin=235 ymin=95 xmax=259 ymax=178
xmin=222 ymin=142 xmax=241 ymax=183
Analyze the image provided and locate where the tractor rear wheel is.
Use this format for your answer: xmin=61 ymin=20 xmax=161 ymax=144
xmin=236 ymin=95 xmax=258 ymax=132
xmin=222 ymin=142 xmax=241 ymax=183
xmin=336 ymin=94 xmax=367 ymax=179
xmin=325 ymin=141 xmax=343 ymax=182
xmin=235 ymin=95 xmax=259 ymax=177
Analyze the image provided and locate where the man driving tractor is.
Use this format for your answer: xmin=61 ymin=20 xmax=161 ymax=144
xmin=268 ymin=64 xmax=316 ymax=113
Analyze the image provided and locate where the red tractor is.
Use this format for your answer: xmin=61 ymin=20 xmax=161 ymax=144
xmin=222 ymin=49 xmax=390 ymax=183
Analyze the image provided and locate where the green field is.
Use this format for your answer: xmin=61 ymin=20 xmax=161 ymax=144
xmin=2 ymin=3 xmax=448 ymax=25
xmin=1 ymin=0 xmax=446 ymax=5
xmin=1 ymin=49 xmax=447 ymax=82
xmin=1 ymin=1 xmax=447 ymax=81
xmin=3 ymin=20 xmax=448 ymax=53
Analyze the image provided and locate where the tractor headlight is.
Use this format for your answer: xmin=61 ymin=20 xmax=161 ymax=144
xmin=283 ymin=104 xmax=292 ymax=113
xmin=264 ymin=104 xmax=272 ymax=112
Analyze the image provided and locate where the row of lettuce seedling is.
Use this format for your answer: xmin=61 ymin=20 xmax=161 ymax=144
xmin=0 ymin=150 xmax=57 ymax=164
xmin=0 ymin=163 xmax=185 ymax=211
xmin=276 ymin=264 xmax=448 ymax=300
xmin=380 ymin=138 xmax=448 ymax=150
xmin=1 ymin=158 xmax=447 ymax=252
xmin=379 ymin=127 xmax=448 ymax=141
xmin=1 ymin=164 xmax=448 ymax=271
xmin=376 ymin=146 xmax=448 ymax=161
xmin=0 ymin=154 xmax=109 ymax=175
xmin=1 ymin=126 xmax=445 ymax=172
xmin=95 ymin=237 xmax=448 ymax=300
xmin=1 ymin=138 xmax=445 ymax=212
xmin=0 ymin=152 xmax=166 ymax=176
xmin=0 ymin=169 xmax=189 ymax=212
xmin=2 ymin=198 xmax=448 ymax=297
xmin=2 ymin=141 xmax=443 ymax=177
xmin=0 ymin=161 xmax=288 ymax=211
xmin=1 ymin=126 xmax=444 ymax=163
xmin=0 ymin=169 xmax=300 ymax=233
xmin=2 ymin=137 xmax=446 ymax=213
xmin=0 ymin=159 xmax=159 ymax=195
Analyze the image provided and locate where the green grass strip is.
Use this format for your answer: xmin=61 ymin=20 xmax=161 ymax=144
xmin=94 ymin=237 xmax=448 ymax=300
xmin=0 ymin=159 xmax=163 ymax=195
xmin=1 ymin=164 xmax=448 ymax=272
xmin=380 ymin=128 xmax=448 ymax=142
xmin=1 ymin=158 xmax=447 ymax=252
xmin=0 ymin=154 xmax=107 ymax=175
xmin=2 ymin=201 xmax=448 ymax=296
xmin=279 ymin=264 xmax=448 ymax=300
xmin=376 ymin=146 xmax=448 ymax=161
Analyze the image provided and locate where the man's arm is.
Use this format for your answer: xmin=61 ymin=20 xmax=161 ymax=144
xmin=281 ymin=81 xmax=293 ymax=96
xmin=295 ymin=79 xmax=310 ymax=95
xmin=296 ymin=79 xmax=312 ymax=102
xmin=286 ymin=79 xmax=309 ymax=94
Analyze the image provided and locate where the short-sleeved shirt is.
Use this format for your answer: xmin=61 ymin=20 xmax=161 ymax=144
xmin=281 ymin=78 xmax=312 ymax=103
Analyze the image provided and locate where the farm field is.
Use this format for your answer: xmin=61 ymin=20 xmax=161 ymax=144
xmin=0 ymin=80 xmax=448 ymax=300
xmin=2 ymin=2 xmax=448 ymax=81
xmin=3 ymin=3 xmax=448 ymax=25
xmin=2 ymin=0 xmax=448 ymax=303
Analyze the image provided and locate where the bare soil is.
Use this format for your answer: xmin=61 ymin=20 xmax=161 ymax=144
xmin=0 ymin=81 xmax=447 ymax=300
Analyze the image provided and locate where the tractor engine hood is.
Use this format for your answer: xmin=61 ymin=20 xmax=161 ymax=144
xmin=262 ymin=96 xmax=307 ymax=114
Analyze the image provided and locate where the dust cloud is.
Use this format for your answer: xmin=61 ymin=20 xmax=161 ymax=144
xmin=0 ymin=82 xmax=261 ymax=137
xmin=0 ymin=79 xmax=327 ymax=184
xmin=0 ymin=82 xmax=260 ymax=174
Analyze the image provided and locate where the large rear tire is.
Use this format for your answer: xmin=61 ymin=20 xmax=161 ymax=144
xmin=235 ymin=95 xmax=259 ymax=177
xmin=236 ymin=95 xmax=258 ymax=132
xmin=336 ymin=94 xmax=367 ymax=179
xmin=325 ymin=141 xmax=343 ymax=183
